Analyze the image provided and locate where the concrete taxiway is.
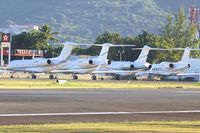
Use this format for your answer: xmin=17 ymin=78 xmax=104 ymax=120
xmin=0 ymin=89 xmax=200 ymax=125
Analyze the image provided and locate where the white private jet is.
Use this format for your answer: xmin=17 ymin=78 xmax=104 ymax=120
xmin=51 ymin=43 xmax=113 ymax=80
xmin=6 ymin=43 xmax=73 ymax=78
xmin=136 ymin=47 xmax=191 ymax=79
xmin=93 ymin=45 xmax=151 ymax=80
xmin=51 ymin=43 xmax=135 ymax=80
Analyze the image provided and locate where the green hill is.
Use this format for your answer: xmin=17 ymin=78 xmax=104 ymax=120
xmin=1 ymin=0 xmax=198 ymax=42
xmin=155 ymin=0 xmax=200 ymax=13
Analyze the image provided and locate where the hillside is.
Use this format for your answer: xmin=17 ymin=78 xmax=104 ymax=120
xmin=155 ymin=0 xmax=200 ymax=13
xmin=0 ymin=0 xmax=198 ymax=42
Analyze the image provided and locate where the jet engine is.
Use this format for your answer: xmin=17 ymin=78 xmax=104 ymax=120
xmin=148 ymin=64 xmax=152 ymax=70
xmin=88 ymin=59 xmax=100 ymax=65
xmin=130 ymin=64 xmax=134 ymax=69
xmin=169 ymin=63 xmax=174 ymax=68
xmin=89 ymin=60 xmax=93 ymax=65
xmin=88 ymin=59 xmax=111 ymax=65
xmin=47 ymin=59 xmax=51 ymax=64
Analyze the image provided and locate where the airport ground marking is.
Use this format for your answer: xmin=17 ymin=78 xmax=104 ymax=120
xmin=1 ymin=110 xmax=200 ymax=117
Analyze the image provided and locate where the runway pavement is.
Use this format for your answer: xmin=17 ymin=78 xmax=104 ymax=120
xmin=0 ymin=89 xmax=200 ymax=125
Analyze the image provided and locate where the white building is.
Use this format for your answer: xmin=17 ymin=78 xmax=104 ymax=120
xmin=0 ymin=24 xmax=39 ymax=34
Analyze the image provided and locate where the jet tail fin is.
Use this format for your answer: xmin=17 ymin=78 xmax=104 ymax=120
xmin=96 ymin=43 xmax=111 ymax=61
xmin=180 ymin=47 xmax=191 ymax=64
xmin=135 ymin=45 xmax=150 ymax=63
xmin=55 ymin=44 xmax=73 ymax=61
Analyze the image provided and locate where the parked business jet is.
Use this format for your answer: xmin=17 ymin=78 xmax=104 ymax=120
xmin=51 ymin=43 xmax=112 ymax=80
xmin=6 ymin=43 xmax=73 ymax=78
xmin=136 ymin=47 xmax=191 ymax=79
xmin=51 ymin=43 xmax=135 ymax=80
xmin=93 ymin=45 xmax=151 ymax=80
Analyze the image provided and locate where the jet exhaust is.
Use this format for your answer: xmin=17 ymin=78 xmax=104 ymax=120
xmin=47 ymin=59 xmax=51 ymax=64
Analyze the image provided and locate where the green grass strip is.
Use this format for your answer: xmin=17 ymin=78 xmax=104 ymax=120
xmin=0 ymin=121 xmax=200 ymax=133
xmin=0 ymin=79 xmax=200 ymax=89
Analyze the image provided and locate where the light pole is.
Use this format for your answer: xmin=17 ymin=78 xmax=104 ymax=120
xmin=118 ymin=50 xmax=125 ymax=61
xmin=44 ymin=50 xmax=47 ymax=58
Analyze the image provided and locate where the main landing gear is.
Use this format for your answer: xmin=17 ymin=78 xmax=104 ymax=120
xmin=49 ymin=74 xmax=57 ymax=79
xmin=91 ymin=75 xmax=105 ymax=80
xmin=114 ymin=75 xmax=120 ymax=80
xmin=31 ymin=74 xmax=37 ymax=79
xmin=10 ymin=73 xmax=14 ymax=78
xmin=72 ymin=74 xmax=78 ymax=80
xmin=131 ymin=76 xmax=137 ymax=80
xmin=91 ymin=74 xmax=97 ymax=80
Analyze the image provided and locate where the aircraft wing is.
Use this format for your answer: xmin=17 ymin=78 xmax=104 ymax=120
xmin=51 ymin=69 xmax=75 ymax=73
xmin=51 ymin=68 xmax=95 ymax=74
xmin=92 ymin=70 xmax=141 ymax=75
xmin=136 ymin=70 xmax=172 ymax=76
xmin=6 ymin=68 xmax=45 ymax=73
xmin=177 ymin=72 xmax=200 ymax=76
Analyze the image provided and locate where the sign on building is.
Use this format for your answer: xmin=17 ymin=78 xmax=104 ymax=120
xmin=1 ymin=33 xmax=11 ymax=47
xmin=1 ymin=33 xmax=11 ymax=42
xmin=15 ymin=49 xmax=43 ymax=57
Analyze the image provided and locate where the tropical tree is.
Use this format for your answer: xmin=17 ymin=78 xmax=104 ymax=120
xmin=11 ymin=24 xmax=59 ymax=58
xmin=12 ymin=32 xmax=35 ymax=49
xmin=157 ymin=8 xmax=200 ymax=62
xmin=33 ymin=24 xmax=58 ymax=51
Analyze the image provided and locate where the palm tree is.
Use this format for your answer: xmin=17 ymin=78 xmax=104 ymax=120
xmin=40 ymin=24 xmax=59 ymax=42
